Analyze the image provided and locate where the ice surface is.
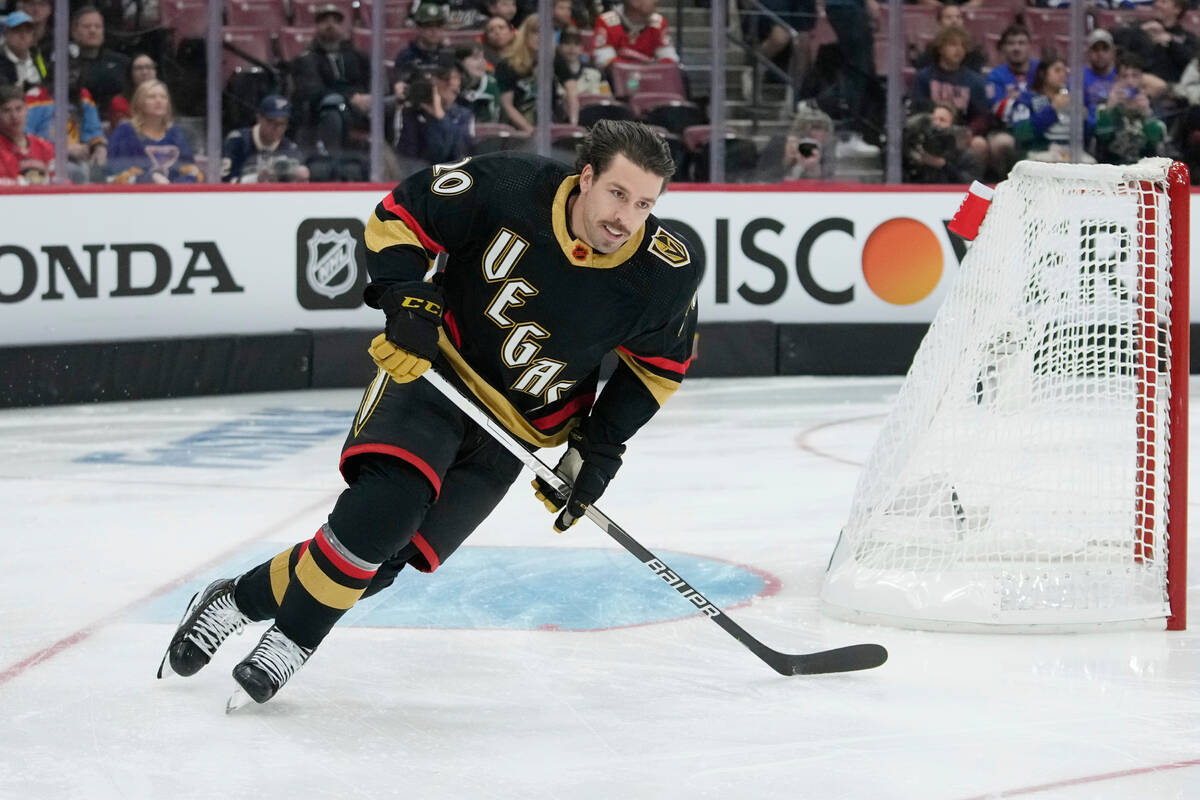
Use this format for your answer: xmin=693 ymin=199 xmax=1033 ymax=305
xmin=0 ymin=376 xmax=1197 ymax=799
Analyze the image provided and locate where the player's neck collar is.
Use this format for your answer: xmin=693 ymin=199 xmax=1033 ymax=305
xmin=552 ymin=174 xmax=645 ymax=269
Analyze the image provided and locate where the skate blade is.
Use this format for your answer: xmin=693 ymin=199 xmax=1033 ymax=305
xmin=155 ymin=590 xmax=200 ymax=679
xmin=225 ymin=686 xmax=255 ymax=714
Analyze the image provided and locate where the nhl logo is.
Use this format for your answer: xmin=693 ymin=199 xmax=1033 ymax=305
xmin=306 ymin=228 xmax=358 ymax=299
xmin=296 ymin=218 xmax=367 ymax=310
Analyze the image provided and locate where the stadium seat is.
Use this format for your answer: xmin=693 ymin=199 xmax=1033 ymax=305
xmin=159 ymin=0 xmax=208 ymax=41
xmin=222 ymin=26 xmax=275 ymax=79
xmin=961 ymin=7 xmax=1015 ymax=45
xmin=355 ymin=0 xmax=413 ymax=28
xmin=630 ymin=93 xmax=705 ymax=135
xmin=577 ymin=96 xmax=634 ymax=127
xmin=608 ymin=62 xmax=685 ymax=99
xmin=352 ymin=27 xmax=418 ymax=57
xmin=226 ymin=0 xmax=288 ymax=29
xmin=551 ymin=123 xmax=587 ymax=148
xmin=277 ymin=26 xmax=313 ymax=61
xmin=1017 ymin=8 xmax=1068 ymax=40
xmin=291 ymin=0 xmax=355 ymax=26
xmin=471 ymin=123 xmax=529 ymax=154
xmin=682 ymin=125 xmax=759 ymax=183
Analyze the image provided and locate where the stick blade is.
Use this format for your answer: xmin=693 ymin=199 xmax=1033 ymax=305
xmin=786 ymin=643 xmax=888 ymax=675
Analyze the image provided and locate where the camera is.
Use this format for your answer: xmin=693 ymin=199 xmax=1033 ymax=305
xmin=922 ymin=128 xmax=957 ymax=159
xmin=271 ymin=156 xmax=300 ymax=182
xmin=407 ymin=75 xmax=435 ymax=109
xmin=797 ymin=139 xmax=820 ymax=158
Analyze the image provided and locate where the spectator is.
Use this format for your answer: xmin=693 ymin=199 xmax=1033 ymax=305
xmin=70 ymin=6 xmax=129 ymax=122
xmin=407 ymin=0 xmax=484 ymax=32
xmin=393 ymin=2 xmax=451 ymax=91
xmin=1083 ymin=29 xmax=1118 ymax=124
xmin=455 ymin=42 xmax=502 ymax=122
xmin=1114 ymin=0 xmax=1197 ymax=87
xmin=1094 ymin=52 xmax=1167 ymax=163
xmin=986 ymin=23 xmax=1038 ymax=179
xmin=482 ymin=16 xmax=515 ymax=66
xmin=0 ymin=82 xmax=53 ymax=184
xmin=222 ymin=94 xmax=310 ymax=183
xmin=484 ymin=0 xmax=518 ymax=26
xmin=749 ymin=0 xmax=817 ymax=90
xmin=822 ymin=0 xmax=880 ymax=155
xmin=551 ymin=0 xmax=577 ymax=42
xmin=107 ymin=53 xmax=158 ymax=130
xmin=2 ymin=11 xmax=43 ymax=91
xmin=1008 ymin=56 xmax=1094 ymax=162
xmin=106 ymin=79 xmax=203 ymax=183
xmin=911 ymin=26 xmax=990 ymax=170
xmin=15 ymin=0 xmax=50 ymax=76
xmin=24 ymin=71 xmax=107 ymax=182
xmin=903 ymin=102 xmax=979 ymax=184
xmin=395 ymin=63 xmax=474 ymax=163
xmin=556 ymin=26 xmax=608 ymax=95
xmin=291 ymin=3 xmax=371 ymax=152
xmin=591 ymin=0 xmax=679 ymax=71
xmin=496 ymin=14 xmax=580 ymax=131
xmin=911 ymin=4 xmax=986 ymax=73
xmin=781 ymin=100 xmax=835 ymax=179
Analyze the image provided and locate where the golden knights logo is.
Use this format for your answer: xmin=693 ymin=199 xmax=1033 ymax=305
xmin=296 ymin=218 xmax=368 ymax=310
xmin=648 ymin=226 xmax=691 ymax=268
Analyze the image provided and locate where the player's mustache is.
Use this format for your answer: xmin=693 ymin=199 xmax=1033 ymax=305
xmin=601 ymin=221 xmax=628 ymax=236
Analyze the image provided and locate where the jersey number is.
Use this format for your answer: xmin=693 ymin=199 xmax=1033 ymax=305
xmin=430 ymin=158 xmax=474 ymax=196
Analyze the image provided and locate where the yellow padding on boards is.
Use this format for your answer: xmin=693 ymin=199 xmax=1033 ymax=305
xmin=294 ymin=550 xmax=367 ymax=610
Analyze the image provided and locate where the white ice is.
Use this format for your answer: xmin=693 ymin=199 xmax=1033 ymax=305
xmin=0 ymin=376 xmax=1197 ymax=800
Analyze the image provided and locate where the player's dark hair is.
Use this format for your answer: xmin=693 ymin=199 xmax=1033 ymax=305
xmin=575 ymin=120 xmax=675 ymax=186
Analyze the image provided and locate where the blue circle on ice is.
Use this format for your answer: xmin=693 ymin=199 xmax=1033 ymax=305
xmin=141 ymin=546 xmax=775 ymax=631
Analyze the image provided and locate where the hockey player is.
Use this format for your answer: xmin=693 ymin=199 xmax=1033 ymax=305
xmin=157 ymin=120 xmax=700 ymax=707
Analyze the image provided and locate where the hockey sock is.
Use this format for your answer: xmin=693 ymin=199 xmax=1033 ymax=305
xmin=271 ymin=455 xmax=434 ymax=649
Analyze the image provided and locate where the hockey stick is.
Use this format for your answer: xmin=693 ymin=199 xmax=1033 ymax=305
xmin=422 ymin=369 xmax=888 ymax=676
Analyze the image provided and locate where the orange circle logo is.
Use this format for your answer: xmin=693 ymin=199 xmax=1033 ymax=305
xmin=860 ymin=218 xmax=943 ymax=305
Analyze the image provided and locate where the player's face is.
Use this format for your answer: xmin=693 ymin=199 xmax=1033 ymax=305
xmin=575 ymin=154 xmax=663 ymax=254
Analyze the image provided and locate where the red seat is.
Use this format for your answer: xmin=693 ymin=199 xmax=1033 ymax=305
xmin=471 ymin=123 xmax=529 ymax=154
xmin=628 ymin=90 xmax=684 ymax=116
xmin=577 ymin=96 xmax=634 ymax=126
xmin=290 ymin=0 xmax=355 ymax=27
xmin=352 ymin=27 xmax=417 ymax=56
xmin=1018 ymin=8 xmax=1068 ymax=39
xmin=443 ymin=29 xmax=483 ymax=49
xmin=1089 ymin=8 xmax=1154 ymax=32
xmin=608 ymin=62 xmax=685 ymax=99
xmin=961 ymin=7 xmax=1015 ymax=46
xmin=277 ymin=26 xmax=312 ymax=61
xmin=226 ymin=0 xmax=287 ymax=29
xmin=160 ymin=0 xmax=208 ymax=41
xmin=550 ymin=123 xmax=587 ymax=146
xmin=579 ymin=29 xmax=595 ymax=55
xmin=632 ymin=94 xmax=705 ymax=134
xmin=683 ymin=124 xmax=710 ymax=152
xmin=355 ymin=0 xmax=413 ymax=27
xmin=222 ymin=26 xmax=274 ymax=79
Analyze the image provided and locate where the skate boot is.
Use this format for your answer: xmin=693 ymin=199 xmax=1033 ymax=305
xmin=228 ymin=625 xmax=313 ymax=709
xmin=157 ymin=578 xmax=250 ymax=678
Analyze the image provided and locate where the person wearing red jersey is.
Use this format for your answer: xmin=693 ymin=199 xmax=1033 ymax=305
xmin=591 ymin=0 xmax=679 ymax=71
xmin=0 ymin=84 xmax=53 ymax=184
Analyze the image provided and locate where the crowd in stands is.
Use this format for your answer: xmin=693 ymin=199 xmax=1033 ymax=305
xmin=1 ymin=0 xmax=1199 ymax=185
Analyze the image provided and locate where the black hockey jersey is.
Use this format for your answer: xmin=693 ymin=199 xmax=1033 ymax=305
xmin=364 ymin=152 xmax=699 ymax=449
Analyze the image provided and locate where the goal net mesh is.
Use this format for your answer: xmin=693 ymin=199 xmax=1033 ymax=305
xmin=821 ymin=159 xmax=1180 ymax=631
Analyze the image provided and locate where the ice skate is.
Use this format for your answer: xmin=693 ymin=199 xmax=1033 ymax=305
xmin=157 ymin=578 xmax=250 ymax=678
xmin=227 ymin=625 xmax=313 ymax=710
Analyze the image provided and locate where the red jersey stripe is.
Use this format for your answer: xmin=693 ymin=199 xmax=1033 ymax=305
xmin=313 ymin=525 xmax=378 ymax=580
xmin=410 ymin=532 xmax=441 ymax=572
xmin=531 ymin=392 xmax=596 ymax=431
xmin=617 ymin=346 xmax=692 ymax=375
xmin=381 ymin=192 xmax=447 ymax=255
xmin=340 ymin=443 xmax=443 ymax=497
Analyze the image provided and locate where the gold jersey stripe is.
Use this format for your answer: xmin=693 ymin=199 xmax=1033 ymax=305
xmin=365 ymin=210 xmax=424 ymax=254
xmin=295 ymin=550 xmax=367 ymax=611
xmin=268 ymin=547 xmax=293 ymax=606
xmin=438 ymin=331 xmax=574 ymax=449
xmin=617 ymin=349 xmax=681 ymax=407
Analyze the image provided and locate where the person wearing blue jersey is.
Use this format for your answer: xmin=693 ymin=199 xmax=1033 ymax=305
xmin=986 ymin=23 xmax=1038 ymax=179
xmin=1083 ymin=28 xmax=1118 ymax=124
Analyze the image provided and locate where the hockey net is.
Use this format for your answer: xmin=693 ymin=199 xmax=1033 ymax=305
xmin=821 ymin=159 xmax=1189 ymax=632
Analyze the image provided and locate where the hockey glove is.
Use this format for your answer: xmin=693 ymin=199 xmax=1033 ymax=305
xmin=365 ymin=282 xmax=444 ymax=384
xmin=532 ymin=427 xmax=626 ymax=532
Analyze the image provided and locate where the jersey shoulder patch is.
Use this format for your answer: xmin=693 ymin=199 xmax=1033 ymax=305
xmin=647 ymin=224 xmax=691 ymax=268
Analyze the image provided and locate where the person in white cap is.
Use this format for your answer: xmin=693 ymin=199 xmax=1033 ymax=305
xmin=1083 ymin=28 xmax=1118 ymax=124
